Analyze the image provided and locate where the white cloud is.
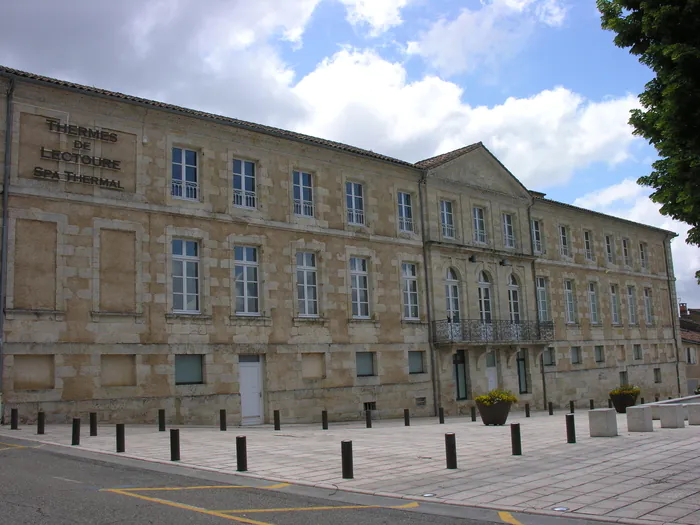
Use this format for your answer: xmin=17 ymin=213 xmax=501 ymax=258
xmin=574 ymin=180 xmax=700 ymax=307
xmin=339 ymin=0 xmax=411 ymax=35
xmin=407 ymin=0 xmax=567 ymax=76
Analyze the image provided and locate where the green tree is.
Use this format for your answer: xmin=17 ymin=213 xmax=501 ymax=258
xmin=597 ymin=1 xmax=700 ymax=281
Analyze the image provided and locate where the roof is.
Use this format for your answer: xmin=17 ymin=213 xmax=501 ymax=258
xmin=681 ymin=328 xmax=700 ymax=344
xmin=414 ymin=143 xmax=482 ymax=169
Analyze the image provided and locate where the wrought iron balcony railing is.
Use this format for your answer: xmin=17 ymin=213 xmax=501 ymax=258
xmin=433 ymin=319 xmax=555 ymax=344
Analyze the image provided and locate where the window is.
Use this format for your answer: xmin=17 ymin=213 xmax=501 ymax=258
xmin=584 ymin=230 xmax=593 ymax=260
xmin=478 ymin=271 xmax=492 ymax=323
xmin=588 ymin=282 xmax=600 ymax=324
xmin=408 ymin=351 xmax=426 ymax=374
xmin=350 ymin=257 xmax=370 ymax=318
xmin=531 ymin=219 xmax=543 ymax=254
xmin=440 ymin=200 xmax=455 ymax=238
xmin=503 ymin=213 xmax=516 ymax=248
xmin=605 ymin=235 xmax=615 ymax=263
xmin=356 ymin=352 xmax=376 ymax=377
xmin=536 ymin=277 xmax=550 ymax=322
xmin=687 ymin=347 xmax=698 ymax=365
xmin=234 ymin=246 xmax=259 ymax=315
xmin=644 ymin=288 xmax=654 ymax=324
xmin=559 ymin=226 xmax=570 ymax=257
xmin=172 ymin=239 xmax=199 ymax=313
xmin=171 ymin=147 xmax=198 ymax=200
xmin=628 ymin=286 xmax=637 ymax=325
xmin=571 ymin=346 xmax=582 ymax=365
xmin=633 ymin=344 xmax=643 ymax=360
xmin=454 ymin=350 xmax=468 ymax=400
xmin=543 ymin=347 xmax=555 ymax=366
xmin=654 ymin=368 xmax=662 ymax=384
xmin=346 ymin=181 xmax=364 ymax=225
xmin=516 ymin=349 xmax=529 ymax=394
xmin=296 ymin=252 xmax=318 ymax=317
xmin=175 ymin=355 xmax=204 ymax=385
xmin=473 ymin=206 xmax=487 ymax=244
xmin=397 ymin=192 xmax=413 ymax=232
xmin=508 ymin=274 xmax=520 ymax=323
xmin=610 ymin=284 xmax=621 ymax=324
xmin=640 ymin=242 xmax=648 ymax=270
xmin=619 ymin=371 xmax=628 ymax=386
xmin=293 ymin=170 xmax=314 ymax=217
xmin=564 ymin=280 xmax=577 ymax=324
xmin=622 ymin=239 xmax=631 ymax=266
xmin=445 ymin=268 xmax=460 ymax=323
xmin=233 ymin=159 xmax=256 ymax=208
xmin=595 ymin=345 xmax=605 ymax=363
xmin=402 ymin=263 xmax=419 ymax=320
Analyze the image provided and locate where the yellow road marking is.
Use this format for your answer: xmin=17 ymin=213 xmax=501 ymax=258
xmin=499 ymin=511 xmax=525 ymax=525
xmin=219 ymin=501 xmax=420 ymax=514
xmin=0 ymin=442 xmax=26 ymax=449
xmin=261 ymin=483 xmax=290 ymax=489
xmin=116 ymin=485 xmax=247 ymax=492
xmin=104 ymin=489 xmax=275 ymax=525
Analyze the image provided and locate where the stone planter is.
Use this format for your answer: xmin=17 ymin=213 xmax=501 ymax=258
xmin=610 ymin=393 xmax=638 ymax=414
xmin=476 ymin=401 xmax=512 ymax=425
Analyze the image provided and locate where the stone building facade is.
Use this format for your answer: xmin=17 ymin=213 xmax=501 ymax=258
xmin=0 ymin=66 xmax=686 ymax=425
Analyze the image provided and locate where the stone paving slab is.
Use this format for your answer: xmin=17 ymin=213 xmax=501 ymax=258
xmin=2 ymin=410 xmax=699 ymax=525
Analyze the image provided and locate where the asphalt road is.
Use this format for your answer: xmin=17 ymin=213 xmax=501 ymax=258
xmin=0 ymin=435 xmax=595 ymax=525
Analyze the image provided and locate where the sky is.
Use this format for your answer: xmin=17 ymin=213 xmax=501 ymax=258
xmin=1 ymin=0 xmax=698 ymax=306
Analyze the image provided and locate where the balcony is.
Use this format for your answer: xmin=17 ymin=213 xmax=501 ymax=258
xmin=432 ymin=319 xmax=555 ymax=344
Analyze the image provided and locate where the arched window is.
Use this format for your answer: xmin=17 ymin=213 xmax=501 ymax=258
xmin=445 ymin=268 xmax=460 ymax=323
xmin=508 ymin=274 xmax=520 ymax=323
xmin=478 ymin=271 xmax=492 ymax=323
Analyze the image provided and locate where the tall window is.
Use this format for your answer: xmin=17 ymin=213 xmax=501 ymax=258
xmin=634 ymin=344 xmax=643 ymax=360
xmin=478 ymin=271 xmax=492 ymax=322
xmin=595 ymin=345 xmax=605 ymax=363
xmin=584 ymin=230 xmax=593 ymax=260
xmin=440 ymin=200 xmax=455 ymax=238
xmin=605 ymin=235 xmax=615 ymax=263
xmin=172 ymin=239 xmax=199 ymax=313
xmin=397 ymin=192 xmax=413 ymax=232
xmin=473 ymin=207 xmax=487 ymax=244
xmin=293 ymin=170 xmax=314 ymax=217
xmin=503 ymin=213 xmax=516 ymax=248
xmin=516 ymin=349 xmax=529 ymax=394
xmin=233 ymin=159 xmax=256 ymax=208
xmin=688 ymin=347 xmax=698 ymax=365
xmin=588 ymin=282 xmax=599 ymax=324
xmin=445 ymin=268 xmax=460 ymax=323
xmin=644 ymin=288 xmax=654 ymax=324
xmin=171 ymin=147 xmax=198 ymax=200
xmin=559 ymin=226 xmax=570 ymax=257
xmin=543 ymin=347 xmax=555 ymax=366
xmin=564 ymin=279 xmax=577 ymax=324
xmin=454 ymin=350 xmax=468 ymax=399
xmin=627 ymin=286 xmax=637 ymax=325
xmin=234 ymin=246 xmax=259 ymax=315
xmin=571 ymin=346 xmax=582 ymax=364
xmin=622 ymin=238 xmax=631 ymax=266
xmin=610 ymin=284 xmax=620 ymax=324
xmin=536 ymin=277 xmax=550 ymax=321
xmin=531 ymin=219 xmax=543 ymax=254
xmin=346 ymin=181 xmax=364 ymax=225
xmin=350 ymin=257 xmax=369 ymax=318
xmin=296 ymin=252 xmax=318 ymax=317
xmin=508 ymin=274 xmax=520 ymax=322
xmin=640 ymin=242 xmax=648 ymax=270
xmin=402 ymin=263 xmax=419 ymax=320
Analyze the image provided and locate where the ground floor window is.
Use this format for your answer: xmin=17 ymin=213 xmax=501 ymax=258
xmin=175 ymin=354 xmax=204 ymax=385
xmin=454 ymin=350 xmax=468 ymax=400
xmin=517 ymin=349 xmax=529 ymax=394
xmin=619 ymin=370 xmax=629 ymax=385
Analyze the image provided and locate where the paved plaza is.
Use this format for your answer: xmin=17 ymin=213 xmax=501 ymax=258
xmin=2 ymin=409 xmax=699 ymax=525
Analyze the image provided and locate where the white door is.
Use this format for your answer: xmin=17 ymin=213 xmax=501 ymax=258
xmin=486 ymin=352 xmax=498 ymax=391
xmin=239 ymin=355 xmax=263 ymax=425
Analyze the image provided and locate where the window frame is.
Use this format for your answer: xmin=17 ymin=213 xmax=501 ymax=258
xmin=293 ymin=170 xmax=314 ymax=217
xmin=644 ymin=288 xmax=654 ymax=324
xmin=594 ymin=345 xmax=605 ymax=363
xmin=610 ymin=284 xmax=621 ymax=325
xmin=640 ymin=242 xmax=648 ymax=270
xmin=564 ymin=279 xmax=577 ymax=324
xmin=622 ymin=238 xmax=631 ymax=267
xmin=171 ymin=147 xmax=199 ymax=201
xmin=536 ymin=276 xmax=550 ymax=322
xmin=408 ymin=350 xmax=426 ymax=374
xmin=349 ymin=256 xmax=370 ymax=319
xmin=503 ymin=213 xmax=516 ymax=249
xmin=543 ymin=347 xmax=556 ymax=366
xmin=653 ymin=367 xmax=662 ymax=384
xmin=628 ymin=285 xmax=637 ymax=325
xmin=584 ymin=230 xmax=594 ymax=260
xmin=559 ymin=225 xmax=570 ymax=257
xmin=531 ymin=219 xmax=543 ymax=254
xmin=232 ymin=158 xmax=257 ymax=209
xmin=588 ymin=282 xmax=600 ymax=325
xmin=605 ymin=235 xmax=615 ymax=264
xmin=356 ymin=351 xmax=376 ymax=377
xmin=472 ymin=206 xmax=487 ymax=244
xmin=346 ymin=181 xmax=365 ymax=225
xmin=234 ymin=246 xmax=260 ymax=315
xmin=633 ymin=344 xmax=643 ymax=360
xmin=440 ymin=200 xmax=455 ymax=239
xmin=401 ymin=262 xmax=419 ymax=320
xmin=296 ymin=251 xmax=319 ymax=317
xmin=172 ymin=239 xmax=200 ymax=314
xmin=397 ymin=192 xmax=414 ymax=233
xmin=570 ymin=346 xmax=582 ymax=365
xmin=174 ymin=354 xmax=204 ymax=385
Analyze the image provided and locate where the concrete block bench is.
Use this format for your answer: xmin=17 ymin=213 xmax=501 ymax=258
xmin=658 ymin=405 xmax=685 ymax=428
xmin=626 ymin=406 xmax=653 ymax=432
xmin=689 ymin=404 xmax=700 ymax=426
xmin=589 ymin=408 xmax=618 ymax=437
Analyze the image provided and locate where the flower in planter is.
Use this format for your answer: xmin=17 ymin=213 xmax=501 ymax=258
xmin=474 ymin=389 xmax=518 ymax=406
xmin=609 ymin=385 xmax=641 ymax=397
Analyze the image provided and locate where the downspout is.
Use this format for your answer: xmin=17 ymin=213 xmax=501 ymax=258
xmin=0 ymin=77 xmax=15 ymax=421
xmin=419 ymin=172 xmax=440 ymax=416
xmin=527 ymin=200 xmax=547 ymax=410
xmin=662 ymin=235 xmax=682 ymax=397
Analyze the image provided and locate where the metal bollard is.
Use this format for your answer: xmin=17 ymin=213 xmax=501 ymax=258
xmin=37 ymin=411 xmax=45 ymax=435
xmin=511 ymin=423 xmax=522 ymax=456
xmin=170 ymin=429 xmax=180 ymax=461
xmin=236 ymin=436 xmax=247 ymax=472
xmin=404 ymin=408 xmax=410 ymax=427
xmin=341 ymin=440 xmax=353 ymax=479
xmin=470 ymin=406 xmax=476 ymax=422
xmin=10 ymin=408 xmax=18 ymax=430
xmin=273 ymin=410 xmax=281 ymax=431
xmin=322 ymin=410 xmax=329 ymax=430
xmin=566 ymin=414 xmax=576 ymax=444
xmin=220 ymin=409 xmax=227 ymax=431
xmin=116 ymin=424 xmax=125 ymax=453
xmin=90 ymin=412 xmax=98 ymax=437
xmin=158 ymin=409 xmax=166 ymax=432
xmin=608 ymin=398 xmax=613 ymax=408
xmin=439 ymin=407 xmax=445 ymax=424
xmin=72 ymin=418 xmax=81 ymax=446
xmin=445 ymin=433 xmax=457 ymax=469
xmin=525 ymin=403 xmax=530 ymax=418
xmin=570 ymin=401 xmax=575 ymax=413
xmin=548 ymin=402 xmax=554 ymax=415
xmin=365 ymin=409 xmax=372 ymax=429
xmin=590 ymin=399 xmax=594 ymax=410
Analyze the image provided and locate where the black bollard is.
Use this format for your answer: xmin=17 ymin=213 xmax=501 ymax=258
xmin=525 ymin=403 xmax=530 ymax=418
xmin=341 ymin=440 xmax=353 ymax=479
xmin=590 ymin=399 xmax=594 ymax=410
xmin=170 ymin=429 xmax=180 ymax=461
xmin=322 ymin=410 xmax=329 ymax=430
xmin=116 ymin=423 xmax=125 ymax=453
xmin=10 ymin=408 xmax=18 ymax=430
xmin=511 ymin=423 xmax=522 ymax=456
xmin=365 ymin=409 xmax=372 ymax=429
xmin=641 ymin=397 xmax=645 ymax=405
xmin=439 ymin=407 xmax=445 ymax=424
xmin=470 ymin=406 xmax=476 ymax=422
xmin=548 ymin=402 xmax=554 ymax=415
xmin=71 ymin=418 xmax=81 ymax=446
xmin=273 ymin=410 xmax=281 ymax=431
xmin=445 ymin=433 xmax=457 ymax=469
xmin=89 ymin=412 xmax=97 ymax=437
xmin=570 ymin=400 xmax=575 ymax=413
xmin=608 ymin=398 xmax=613 ymax=408
xmin=158 ymin=409 xmax=166 ymax=432
xmin=566 ymin=414 xmax=576 ymax=444
xmin=220 ymin=409 xmax=227 ymax=431
xmin=37 ymin=411 xmax=45 ymax=435
xmin=404 ymin=408 xmax=410 ymax=427
xmin=236 ymin=436 xmax=247 ymax=472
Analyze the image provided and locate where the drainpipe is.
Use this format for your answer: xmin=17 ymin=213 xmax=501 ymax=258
xmin=662 ymin=235 xmax=682 ymax=397
xmin=419 ymin=172 xmax=440 ymax=416
xmin=527 ymin=201 xmax=547 ymax=410
xmin=0 ymin=77 xmax=15 ymax=421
